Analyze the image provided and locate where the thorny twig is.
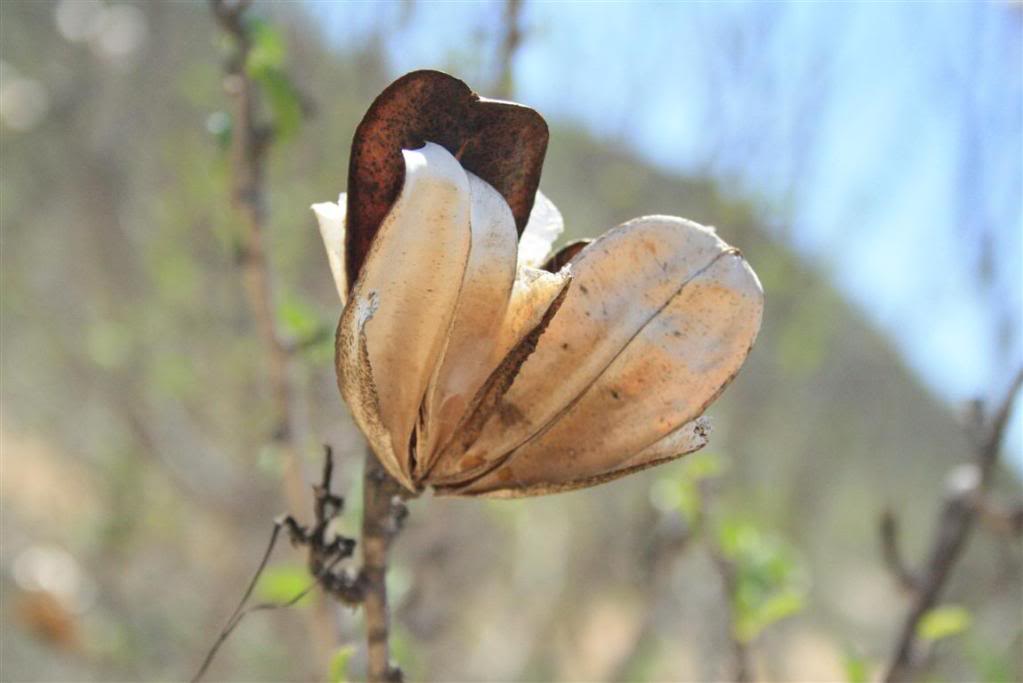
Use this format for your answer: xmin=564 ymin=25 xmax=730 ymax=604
xmin=192 ymin=445 xmax=410 ymax=682
xmin=192 ymin=447 xmax=360 ymax=682
xmin=880 ymin=368 xmax=1023 ymax=683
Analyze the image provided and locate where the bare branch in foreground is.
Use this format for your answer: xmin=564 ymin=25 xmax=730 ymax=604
xmin=192 ymin=447 xmax=361 ymax=682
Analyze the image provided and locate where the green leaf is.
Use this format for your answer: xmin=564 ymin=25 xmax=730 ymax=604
xmin=242 ymin=17 xmax=302 ymax=141
xmin=245 ymin=18 xmax=285 ymax=74
xmin=841 ymin=647 xmax=871 ymax=683
xmin=255 ymin=564 xmax=312 ymax=606
xmin=718 ymin=520 xmax=808 ymax=642
xmin=735 ymin=589 xmax=804 ymax=642
xmin=329 ymin=645 xmax=356 ymax=683
xmin=278 ymin=293 xmax=322 ymax=339
xmin=917 ymin=605 xmax=971 ymax=642
xmin=255 ymin=67 xmax=303 ymax=142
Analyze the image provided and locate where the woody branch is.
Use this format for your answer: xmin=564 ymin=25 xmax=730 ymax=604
xmin=880 ymin=368 xmax=1023 ymax=682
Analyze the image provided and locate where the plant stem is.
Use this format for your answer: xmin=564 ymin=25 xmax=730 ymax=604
xmin=360 ymin=447 xmax=407 ymax=682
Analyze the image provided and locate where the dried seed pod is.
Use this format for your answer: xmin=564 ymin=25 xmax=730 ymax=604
xmin=314 ymin=71 xmax=763 ymax=498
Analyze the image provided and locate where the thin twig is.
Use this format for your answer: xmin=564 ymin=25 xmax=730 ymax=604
xmin=192 ymin=447 xmax=362 ymax=681
xmin=881 ymin=368 xmax=1023 ymax=683
xmin=191 ymin=541 xmax=348 ymax=682
xmin=879 ymin=509 xmax=919 ymax=594
xmin=192 ymin=520 xmax=285 ymax=682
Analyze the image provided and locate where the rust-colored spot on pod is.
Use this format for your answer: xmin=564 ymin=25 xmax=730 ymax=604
xmin=346 ymin=70 xmax=549 ymax=288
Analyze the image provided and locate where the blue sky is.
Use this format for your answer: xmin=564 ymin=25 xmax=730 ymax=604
xmin=305 ymin=1 xmax=1022 ymax=468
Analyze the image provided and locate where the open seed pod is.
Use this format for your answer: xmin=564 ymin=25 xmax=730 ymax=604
xmin=314 ymin=70 xmax=763 ymax=498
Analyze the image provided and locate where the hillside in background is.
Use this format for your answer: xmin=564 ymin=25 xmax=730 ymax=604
xmin=2 ymin=2 xmax=1019 ymax=681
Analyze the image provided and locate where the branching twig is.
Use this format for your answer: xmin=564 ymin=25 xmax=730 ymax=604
xmin=192 ymin=447 xmax=361 ymax=681
xmin=192 ymin=518 xmax=287 ymax=683
xmin=881 ymin=368 xmax=1023 ymax=682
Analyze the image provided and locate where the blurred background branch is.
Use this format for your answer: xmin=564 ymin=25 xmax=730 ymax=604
xmin=207 ymin=0 xmax=339 ymax=672
xmin=494 ymin=0 xmax=522 ymax=99
xmin=881 ymin=369 xmax=1023 ymax=682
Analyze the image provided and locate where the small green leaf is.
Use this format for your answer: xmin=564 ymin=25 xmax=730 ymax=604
xmin=278 ymin=294 xmax=321 ymax=339
xmin=245 ymin=18 xmax=285 ymax=74
xmin=329 ymin=645 xmax=356 ymax=683
xmin=256 ymin=565 xmax=312 ymax=606
xmin=841 ymin=647 xmax=871 ymax=683
xmin=735 ymin=589 xmax=804 ymax=642
xmin=255 ymin=67 xmax=303 ymax=141
xmin=242 ymin=17 xmax=302 ymax=141
xmin=718 ymin=520 xmax=807 ymax=642
xmin=917 ymin=605 xmax=971 ymax=642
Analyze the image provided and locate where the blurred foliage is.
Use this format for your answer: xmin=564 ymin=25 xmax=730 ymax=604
xmin=916 ymin=604 xmax=971 ymax=643
xmin=840 ymin=646 xmax=872 ymax=683
xmin=649 ymin=451 xmax=724 ymax=523
xmin=1 ymin=2 xmax=1020 ymax=682
xmin=244 ymin=17 xmax=303 ymax=142
xmin=716 ymin=520 xmax=807 ymax=643
xmin=256 ymin=564 xmax=313 ymax=607
xmin=329 ymin=644 xmax=355 ymax=683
